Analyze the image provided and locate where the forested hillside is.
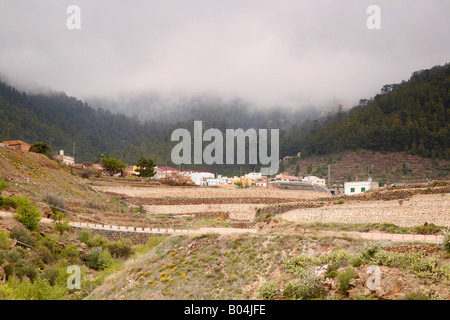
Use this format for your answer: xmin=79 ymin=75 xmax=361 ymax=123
xmin=0 ymin=63 xmax=449 ymax=175
xmin=295 ymin=63 xmax=450 ymax=160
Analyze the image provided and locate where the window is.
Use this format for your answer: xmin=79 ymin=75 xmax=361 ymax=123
xmin=361 ymin=187 xmax=366 ymax=192
xmin=350 ymin=187 xmax=355 ymax=193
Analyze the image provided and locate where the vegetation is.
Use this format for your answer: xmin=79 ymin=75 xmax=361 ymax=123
xmin=100 ymin=156 xmax=126 ymax=176
xmin=13 ymin=197 xmax=41 ymax=230
xmin=29 ymin=142 xmax=52 ymax=157
xmin=135 ymin=157 xmax=156 ymax=178
xmin=298 ymin=64 xmax=450 ymax=160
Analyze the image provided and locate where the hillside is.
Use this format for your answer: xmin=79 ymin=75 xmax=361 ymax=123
xmin=1 ymin=63 xmax=449 ymax=176
xmin=295 ymin=63 xmax=450 ymax=160
xmin=282 ymin=149 xmax=450 ymax=185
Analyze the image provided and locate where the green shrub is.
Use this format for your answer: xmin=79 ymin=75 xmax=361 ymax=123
xmin=403 ymin=290 xmax=429 ymax=300
xmin=360 ymin=241 xmax=382 ymax=260
xmin=106 ymin=238 xmax=134 ymax=259
xmin=41 ymin=260 xmax=70 ymax=287
xmin=414 ymin=223 xmax=442 ymax=235
xmin=52 ymin=211 xmax=71 ymax=234
xmin=9 ymin=227 xmax=35 ymax=246
xmin=77 ymin=229 xmax=108 ymax=248
xmin=7 ymin=247 xmax=24 ymax=263
xmin=13 ymin=197 xmax=41 ymax=230
xmin=351 ymin=256 xmax=365 ymax=268
xmin=14 ymin=259 xmax=38 ymax=281
xmin=0 ymin=178 xmax=7 ymax=191
xmin=257 ymin=280 xmax=279 ymax=300
xmin=60 ymin=244 xmax=81 ymax=263
xmin=0 ymin=195 xmax=17 ymax=210
xmin=283 ymin=268 xmax=325 ymax=300
xmin=84 ymin=247 xmax=114 ymax=270
xmin=0 ymin=277 xmax=68 ymax=300
xmin=336 ymin=268 xmax=358 ymax=295
xmin=0 ymin=230 xmax=11 ymax=250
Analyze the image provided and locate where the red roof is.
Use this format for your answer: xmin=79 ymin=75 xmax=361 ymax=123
xmin=3 ymin=140 xmax=30 ymax=146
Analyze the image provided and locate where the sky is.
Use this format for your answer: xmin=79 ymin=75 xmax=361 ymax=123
xmin=0 ymin=0 xmax=449 ymax=109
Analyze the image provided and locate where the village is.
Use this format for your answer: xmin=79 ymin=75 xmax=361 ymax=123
xmin=0 ymin=139 xmax=378 ymax=196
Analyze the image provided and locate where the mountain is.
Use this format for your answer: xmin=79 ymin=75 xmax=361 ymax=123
xmin=293 ymin=63 xmax=450 ymax=160
xmin=0 ymin=62 xmax=449 ymax=176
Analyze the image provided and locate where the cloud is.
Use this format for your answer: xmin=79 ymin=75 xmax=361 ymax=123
xmin=0 ymin=0 xmax=449 ymax=108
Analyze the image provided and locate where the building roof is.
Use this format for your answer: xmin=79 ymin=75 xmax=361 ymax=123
xmin=3 ymin=140 xmax=31 ymax=146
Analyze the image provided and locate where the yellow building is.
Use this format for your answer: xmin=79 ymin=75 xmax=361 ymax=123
xmin=231 ymin=176 xmax=254 ymax=188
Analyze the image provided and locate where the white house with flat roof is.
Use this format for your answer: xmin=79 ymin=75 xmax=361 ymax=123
xmin=344 ymin=178 xmax=378 ymax=195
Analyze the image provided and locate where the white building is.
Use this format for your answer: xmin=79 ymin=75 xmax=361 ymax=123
xmin=54 ymin=150 xmax=75 ymax=166
xmin=255 ymin=181 xmax=267 ymax=187
xmin=302 ymin=176 xmax=326 ymax=187
xmin=189 ymin=172 xmax=215 ymax=185
xmin=246 ymin=172 xmax=262 ymax=181
xmin=344 ymin=178 xmax=379 ymax=195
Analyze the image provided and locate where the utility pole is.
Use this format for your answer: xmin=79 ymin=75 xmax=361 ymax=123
xmin=73 ymin=141 xmax=76 ymax=164
xmin=328 ymin=164 xmax=331 ymax=189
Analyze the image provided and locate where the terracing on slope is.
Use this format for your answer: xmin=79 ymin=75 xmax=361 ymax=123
xmin=284 ymin=150 xmax=450 ymax=185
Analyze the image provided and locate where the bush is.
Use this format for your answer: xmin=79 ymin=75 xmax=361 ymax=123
xmin=80 ymin=169 xmax=93 ymax=179
xmin=84 ymin=247 xmax=114 ymax=270
xmin=0 ymin=230 xmax=11 ymax=250
xmin=9 ymin=227 xmax=35 ymax=247
xmin=29 ymin=142 xmax=52 ymax=157
xmin=0 ymin=195 xmax=17 ymax=210
xmin=14 ymin=258 xmax=38 ymax=281
xmin=52 ymin=211 xmax=71 ymax=234
xmin=77 ymin=228 xmax=108 ymax=247
xmin=257 ymin=280 xmax=279 ymax=300
xmin=13 ymin=197 xmax=41 ymax=230
xmin=283 ymin=268 xmax=325 ymax=300
xmin=0 ymin=277 xmax=68 ymax=300
xmin=403 ymin=290 xmax=429 ymax=300
xmin=106 ymin=238 xmax=134 ymax=259
xmin=60 ymin=244 xmax=81 ymax=263
xmin=0 ymin=178 xmax=6 ymax=192
xmin=360 ymin=241 xmax=382 ymax=260
xmin=43 ymin=192 xmax=65 ymax=211
xmin=336 ymin=268 xmax=358 ymax=295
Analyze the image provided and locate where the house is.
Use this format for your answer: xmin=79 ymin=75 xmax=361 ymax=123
xmin=2 ymin=140 xmax=31 ymax=152
xmin=344 ymin=178 xmax=379 ymax=195
xmin=303 ymin=176 xmax=326 ymax=187
xmin=153 ymin=166 xmax=179 ymax=180
xmin=54 ymin=150 xmax=75 ymax=166
xmin=245 ymin=172 xmax=262 ymax=181
xmin=255 ymin=181 xmax=267 ymax=187
xmin=189 ymin=171 xmax=215 ymax=185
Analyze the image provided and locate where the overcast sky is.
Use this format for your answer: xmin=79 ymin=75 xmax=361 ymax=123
xmin=0 ymin=0 xmax=449 ymax=109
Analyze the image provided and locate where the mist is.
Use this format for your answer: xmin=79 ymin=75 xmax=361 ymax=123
xmin=0 ymin=0 xmax=449 ymax=110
